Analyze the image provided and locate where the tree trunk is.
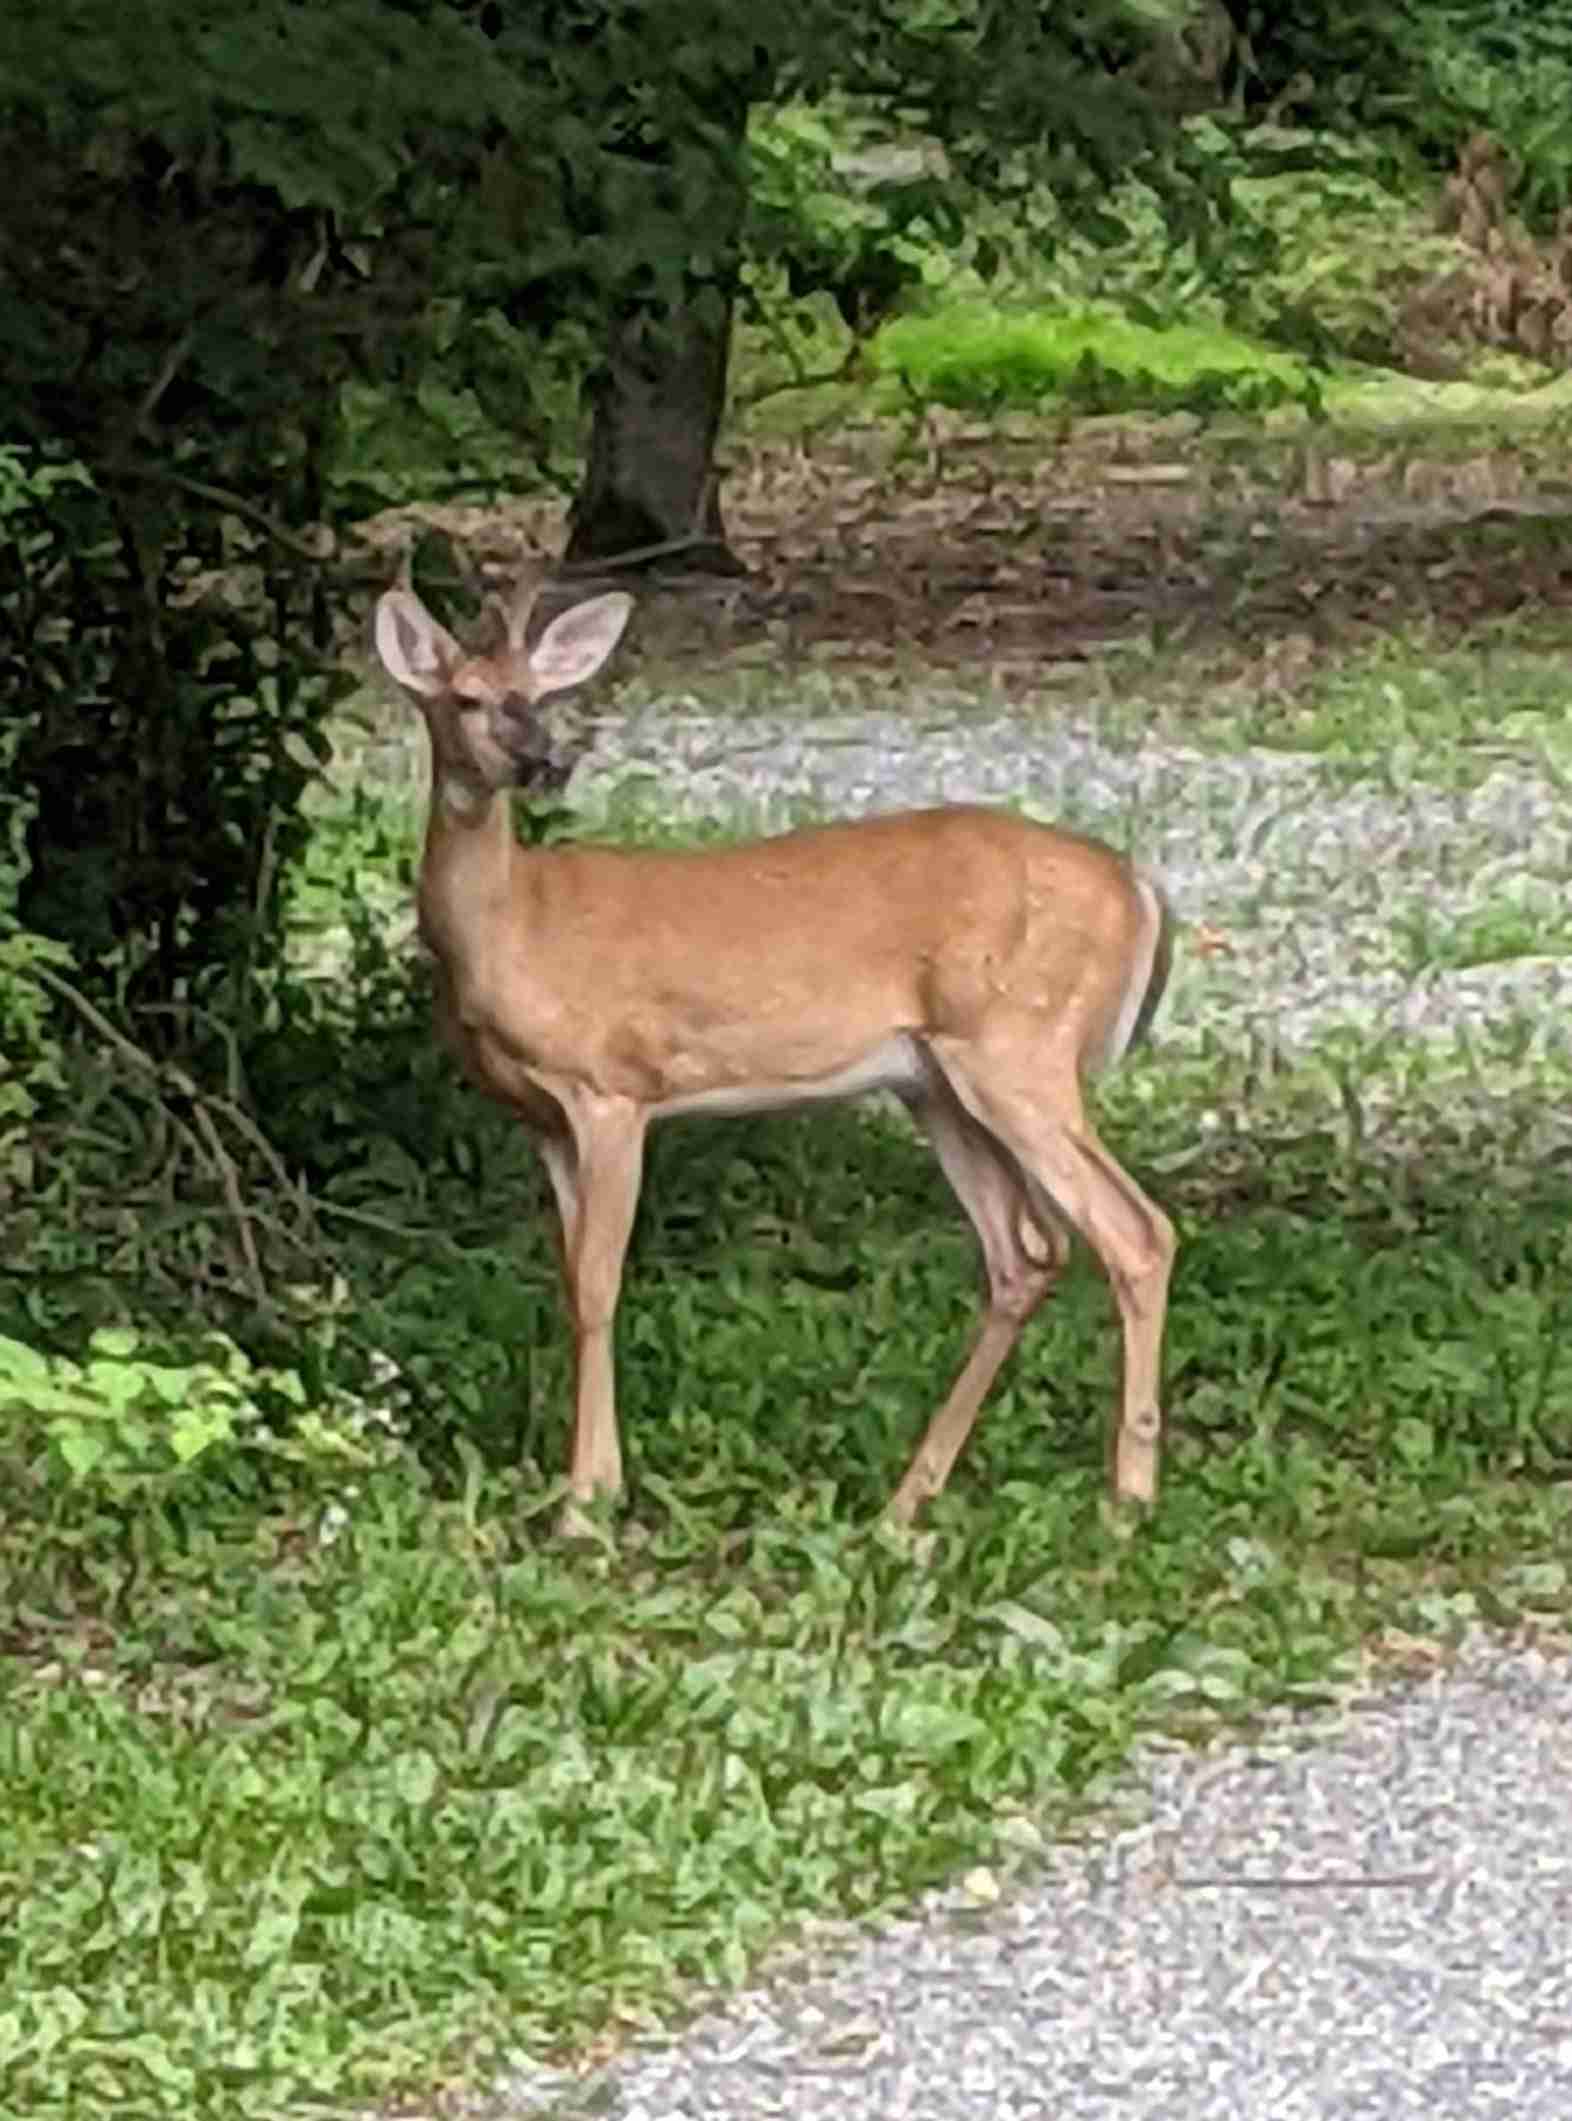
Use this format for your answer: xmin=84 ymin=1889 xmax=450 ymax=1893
xmin=563 ymin=56 xmax=754 ymax=577
xmin=564 ymin=288 xmax=745 ymax=574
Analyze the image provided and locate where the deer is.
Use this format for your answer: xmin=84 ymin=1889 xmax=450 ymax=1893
xmin=373 ymin=569 xmax=1176 ymax=1533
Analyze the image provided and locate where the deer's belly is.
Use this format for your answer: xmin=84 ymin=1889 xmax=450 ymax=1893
xmin=648 ymin=1034 xmax=926 ymax=1120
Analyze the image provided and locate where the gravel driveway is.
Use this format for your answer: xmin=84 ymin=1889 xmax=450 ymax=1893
xmin=453 ymin=701 xmax=1572 ymax=2121
xmin=494 ymin=1632 xmax=1572 ymax=2121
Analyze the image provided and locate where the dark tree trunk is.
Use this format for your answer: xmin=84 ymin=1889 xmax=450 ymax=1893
xmin=565 ymin=290 xmax=744 ymax=573
xmin=564 ymin=51 xmax=756 ymax=578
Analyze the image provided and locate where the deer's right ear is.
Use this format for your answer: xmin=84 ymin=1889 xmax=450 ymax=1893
xmin=529 ymin=592 xmax=634 ymax=699
xmin=374 ymin=589 xmax=461 ymax=697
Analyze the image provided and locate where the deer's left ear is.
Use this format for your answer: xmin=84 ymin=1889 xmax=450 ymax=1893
xmin=528 ymin=593 xmax=633 ymax=699
xmin=374 ymin=589 xmax=463 ymax=698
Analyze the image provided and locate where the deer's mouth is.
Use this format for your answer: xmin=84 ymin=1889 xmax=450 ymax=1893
xmin=492 ymin=702 xmax=580 ymax=792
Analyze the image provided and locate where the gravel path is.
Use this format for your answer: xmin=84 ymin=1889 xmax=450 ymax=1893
xmin=444 ymin=705 xmax=1572 ymax=2121
xmin=492 ymin=1632 xmax=1572 ymax=2121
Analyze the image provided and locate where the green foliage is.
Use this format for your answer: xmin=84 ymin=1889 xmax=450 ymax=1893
xmin=1419 ymin=1 xmax=1572 ymax=223
xmin=1224 ymin=617 xmax=1572 ymax=771
xmin=872 ymin=304 xmax=1317 ymax=416
xmin=333 ymin=361 xmax=587 ymax=508
xmin=0 ymin=2 xmax=412 ymax=1014
xmin=932 ymin=116 xmax=1553 ymax=382
xmin=0 ymin=446 xmax=352 ymax=1020
xmin=0 ymin=922 xmax=67 ymax=1189
xmin=0 ymin=0 xmax=533 ymax=215
xmin=1397 ymin=887 xmax=1572 ymax=978
xmin=0 ymin=1324 xmax=391 ymax=1497
xmin=0 ymin=2 xmax=587 ymax=1018
xmin=1233 ymin=1 xmax=1572 ymax=223
xmin=746 ymin=106 xmax=951 ymax=339
xmin=251 ymin=787 xmax=467 ymax=1189
xmin=1221 ymin=144 xmax=1462 ymax=367
xmin=0 ymin=450 xmax=72 ymax=1180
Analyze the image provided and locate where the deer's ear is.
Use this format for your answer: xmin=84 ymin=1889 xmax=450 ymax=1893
xmin=374 ymin=589 xmax=461 ymax=697
xmin=528 ymin=593 xmax=633 ymax=698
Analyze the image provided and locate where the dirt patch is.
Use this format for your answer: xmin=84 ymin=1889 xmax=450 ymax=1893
xmin=353 ymin=413 xmax=1572 ymax=701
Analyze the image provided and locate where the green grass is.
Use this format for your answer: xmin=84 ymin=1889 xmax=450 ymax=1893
xmin=869 ymin=304 xmax=1317 ymax=418
xmin=5 ymin=1010 xmax=1572 ymax=2116
xmin=1190 ymin=615 xmax=1572 ymax=779
xmin=1395 ymin=888 xmax=1572 ymax=976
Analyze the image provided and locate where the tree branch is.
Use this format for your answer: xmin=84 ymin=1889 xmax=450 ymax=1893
xmin=112 ymin=465 xmax=332 ymax=565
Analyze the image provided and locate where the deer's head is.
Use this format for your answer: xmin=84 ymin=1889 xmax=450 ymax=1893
xmin=374 ymin=573 xmax=633 ymax=797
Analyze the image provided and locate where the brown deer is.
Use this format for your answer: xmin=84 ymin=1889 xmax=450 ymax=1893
xmin=373 ymin=574 xmax=1176 ymax=1531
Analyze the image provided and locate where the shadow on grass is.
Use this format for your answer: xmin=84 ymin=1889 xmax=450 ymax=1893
xmin=304 ymin=1070 xmax=1572 ymax=1530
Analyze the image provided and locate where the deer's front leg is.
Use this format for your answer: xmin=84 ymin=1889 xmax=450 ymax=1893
xmin=541 ymin=1094 xmax=647 ymax=1523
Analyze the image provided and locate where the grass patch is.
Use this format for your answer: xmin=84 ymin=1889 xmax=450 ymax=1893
xmin=1396 ymin=888 xmax=1572 ymax=976
xmin=1322 ymin=366 xmax=1572 ymax=430
xmin=1215 ymin=615 xmax=1572 ymax=778
xmin=869 ymin=305 xmax=1317 ymax=418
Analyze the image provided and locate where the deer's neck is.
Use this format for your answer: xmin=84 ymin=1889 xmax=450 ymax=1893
xmin=417 ymin=776 xmax=524 ymax=974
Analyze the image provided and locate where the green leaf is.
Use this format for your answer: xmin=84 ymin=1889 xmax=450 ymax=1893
xmin=88 ymin=1327 xmax=139 ymax=1360
xmin=0 ymin=1334 xmax=51 ymax=1382
xmin=49 ymin=1420 xmax=109 ymax=1480
xmin=391 ymin=1749 xmax=440 ymax=1807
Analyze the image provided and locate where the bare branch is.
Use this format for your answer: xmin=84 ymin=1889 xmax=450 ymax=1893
xmin=113 ymin=465 xmax=331 ymax=565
